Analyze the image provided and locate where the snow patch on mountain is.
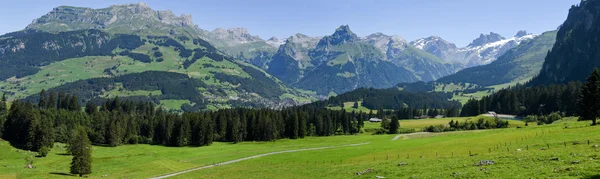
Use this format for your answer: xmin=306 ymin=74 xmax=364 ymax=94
xmin=411 ymin=31 xmax=537 ymax=67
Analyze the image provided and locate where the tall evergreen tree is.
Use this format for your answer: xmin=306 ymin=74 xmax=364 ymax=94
xmin=38 ymin=89 xmax=47 ymax=109
xmin=85 ymin=101 xmax=98 ymax=115
xmin=0 ymin=93 xmax=6 ymax=138
xmin=68 ymin=96 xmax=80 ymax=111
xmin=388 ymin=116 xmax=400 ymax=134
xmin=231 ymin=116 xmax=243 ymax=143
xmin=47 ymin=91 xmax=57 ymax=109
xmin=70 ymin=126 xmax=92 ymax=177
xmin=377 ymin=107 xmax=385 ymax=119
xmin=579 ymin=68 xmax=600 ymax=125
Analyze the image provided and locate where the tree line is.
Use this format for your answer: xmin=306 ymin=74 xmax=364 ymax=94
xmin=2 ymin=91 xmax=380 ymax=152
xmin=460 ymin=69 xmax=600 ymax=127
xmin=460 ymin=81 xmax=581 ymax=117
xmin=423 ymin=117 xmax=509 ymax=133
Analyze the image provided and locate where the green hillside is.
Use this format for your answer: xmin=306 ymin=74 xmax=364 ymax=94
xmin=0 ymin=29 xmax=313 ymax=110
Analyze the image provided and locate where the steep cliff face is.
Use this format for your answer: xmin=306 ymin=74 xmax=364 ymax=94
xmin=26 ymin=3 xmax=199 ymax=36
xmin=531 ymin=1 xmax=600 ymax=85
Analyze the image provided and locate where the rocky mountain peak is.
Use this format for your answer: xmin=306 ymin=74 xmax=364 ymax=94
xmin=410 ymin=36 xmax=457 ymax=51
xmin=468 ymin=32 xmax=505 ymax=47
xmin=228 ymin=27 xmax=250 ymax=35
xmin=210 ymin=27 xmax=263 ymax=44
xmin=316 ymin=25 xmax=359 ymax=47
xmin=266 ymin=37 xmax=286 ymax=47
xmin=332 ymin=25 xmax=358 ymax=39
xmin=514 ymin=30 xmax=529 ymax=38
xmin=26 ymin=3 xmax=197 ymax=32
xmin=288 ymin=33 xmax=311 ymax=41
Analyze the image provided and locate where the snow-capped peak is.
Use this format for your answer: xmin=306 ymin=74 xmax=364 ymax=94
xmin=410 ymin=31 xmax=537 ymax=66
xmin=266 ymin=37 xmax=286 ymax=47
xmin=459 ymin=33 xmax=537 ymax=65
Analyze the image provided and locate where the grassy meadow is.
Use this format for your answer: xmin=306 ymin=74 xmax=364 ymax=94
xmin=326 ymin=101 xmax=376 ymax=113
xmin=363 ymin=116 xmax=529 ymax=131
xmin=0 ymin=117 xmax=598 ymax=178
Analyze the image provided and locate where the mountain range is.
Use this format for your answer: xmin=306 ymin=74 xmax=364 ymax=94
xmin=411 ymin=31 xmax=537 ymax=67
xmin=204 ymin=25 xmax=537 ymax=95
xmin=0 ymin=2 xmax=563 ymax=110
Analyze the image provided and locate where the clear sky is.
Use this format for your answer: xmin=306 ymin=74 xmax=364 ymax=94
xmin=0 ymin=0 xmax=580 ymax=47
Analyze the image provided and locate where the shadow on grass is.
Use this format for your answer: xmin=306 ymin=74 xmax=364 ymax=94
xmin=49 ymin=172 xmax=72 ymax=177
xmin=57 ymin=153 xmax=71 ymax=156
xmin=584 ymin=175 xmax=600 ymax=179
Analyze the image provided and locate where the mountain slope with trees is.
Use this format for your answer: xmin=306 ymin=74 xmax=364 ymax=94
xmin=1 ymin=22 xmax=312 ymax=110
xmin=436 ymin=31 xmax=557 ymax=86
xmin=531 ymin=0 xmax=600 ymax=85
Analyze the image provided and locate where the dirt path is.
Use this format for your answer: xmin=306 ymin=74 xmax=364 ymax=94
xmin=149 ymin=142 xmax=370 ymax=179
xmin=392 ymin=132 xmax=431 ymax=140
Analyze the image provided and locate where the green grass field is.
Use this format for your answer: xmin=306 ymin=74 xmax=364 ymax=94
xmin=159 ymin=100 xmax=193 ymax=110
xmin=1 ymin=117 xmax=598 ymax=178
xmin=327 ymin=101 xmax=376 ymax=113
xmin=363 ymin=116 xmax=528 ymax=131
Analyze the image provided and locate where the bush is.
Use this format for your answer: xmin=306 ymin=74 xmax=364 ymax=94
xmin=524 ymin=115 xmax=538 ymax=122
xmin=547 ymin=112 xmax=562 ymax=124
xmin=372 ymin=128 xmax=388 ymax=135
xmin=38 ymin=146 xmax=50 ymax=157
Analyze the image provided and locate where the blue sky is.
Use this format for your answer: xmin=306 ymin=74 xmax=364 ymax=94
xmin=0 ymin=0 xmax=580 ymax=47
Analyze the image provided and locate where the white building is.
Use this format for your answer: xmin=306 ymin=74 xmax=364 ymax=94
xmin=369 ymin=118 xmax=383 ymax=122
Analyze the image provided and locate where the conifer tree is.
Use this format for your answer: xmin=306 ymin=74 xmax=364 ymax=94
xmin=377 ymin=107 xmax=384 ymax=119
xmin=0 ymin=93 xmax=6 ymax=138
xmin=38 ymin=89 xmax=47 ymax=109
xmin=388 ymin=116 xmax=400 ymax=134
xmin=85 ymin=101 xmax=97 ymax=115
xmin=47 ymin=91 xmax=57 ymax=109
xmin=70 ymin=126 xmax=92 ymax=177
xmin=579 ymin=68 xmax=600 ymax=125
xmin=69 ymin=96 xmax=80 ymax=111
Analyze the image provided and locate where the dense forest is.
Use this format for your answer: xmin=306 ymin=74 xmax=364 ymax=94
xmin=2 ymin=91 xmax=376 ymax=152
xmin=1 ymin=85 xmax=469 ymax=153
xmin=308 ymin=87 xmax=461 ymax=110
xmin=461 ymin=81 xmax=581 ymax=117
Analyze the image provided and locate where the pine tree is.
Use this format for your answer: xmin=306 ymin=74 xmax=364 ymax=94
xmin=70 ymin=126 xmax=92 ymax=177
xmin=579 ymin=68 xmax=600 ymax=125
xmin=357 ymin=112 xmax=364 ymax=127
xmin=388 ymin=116 xmax=400 ymax=134
xmin=231 ymin=116 xmax=243 ymax=143
xmin=380 ymin=118 xmax=390 ymax=132
xmin=377 ymin=107 xmax=384 ymax=119
xmin=353 ymin=101 xmax=359 ymax=108
xmin=291 ymin=113 xmax=299 ymax=139
xmin=68 ymin=96 xmax=80 ymax=111
xmin=85 ymin=101 xmax=97 ymax=115
xmin=0 ymin=93 xmax=6 ymax=138
xmin=47 ymin=91 xmax=57 ymax=109
xmin=298 ymin=112 xmax=307 ymax=138
xmin=38 ymin=89 xmax=47 ymax=109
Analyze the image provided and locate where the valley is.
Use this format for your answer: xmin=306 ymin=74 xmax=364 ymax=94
xmin=0 ymin=0 xmax=596 ymax=178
